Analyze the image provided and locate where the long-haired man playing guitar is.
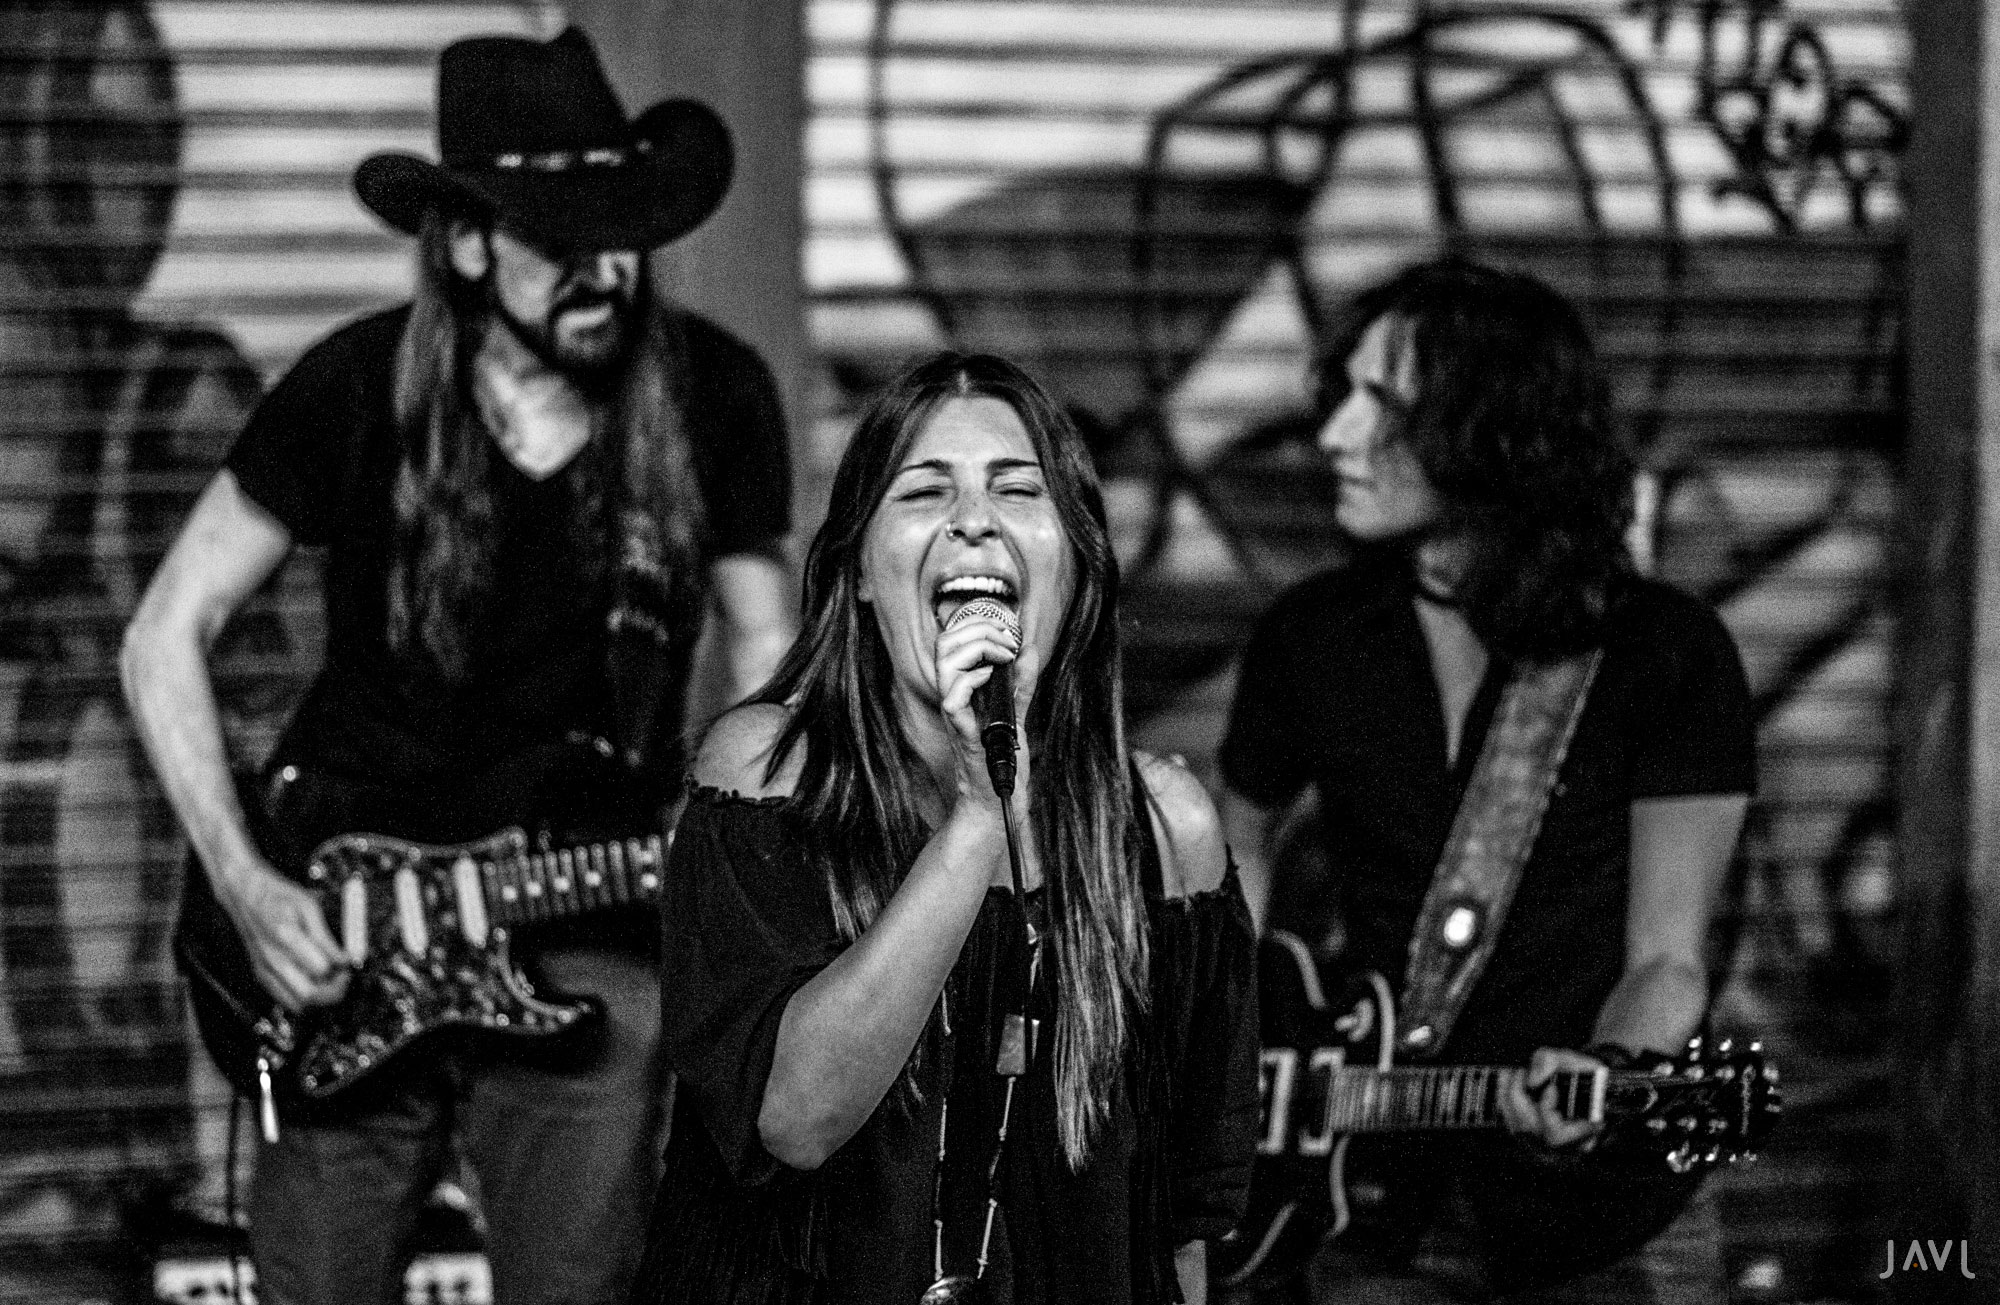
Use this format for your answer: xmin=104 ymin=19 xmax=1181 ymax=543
xmin=121 ymin=29 xmax=794 ymax=1304
xmin=1220 ymin=259 xmax=1754 ymax=1300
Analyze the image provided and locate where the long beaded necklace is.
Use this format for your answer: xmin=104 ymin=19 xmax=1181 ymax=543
xmin=921 ymin=788 xmax=1042 ymax=1304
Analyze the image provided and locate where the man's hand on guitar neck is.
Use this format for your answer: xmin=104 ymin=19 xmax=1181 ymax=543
xmin=1499 ymin=1046 xmax=1607 ymax=1154
xmin=214 ymin=856 xmax=350 ymax=1013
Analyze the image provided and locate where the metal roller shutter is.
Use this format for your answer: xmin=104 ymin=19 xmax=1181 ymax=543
xmin=0 ymin=3 xmax=556 ymax=1296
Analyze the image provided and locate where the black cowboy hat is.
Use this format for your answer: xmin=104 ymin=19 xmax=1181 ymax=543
xmin=354 ymin=27 xmax=731 ymax=252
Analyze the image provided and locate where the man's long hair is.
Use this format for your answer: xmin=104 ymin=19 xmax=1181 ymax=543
xmin=756 ymin=352 xmax=1144 ymax=1168
xmin=385 ymin=213 xmax=708 ymax=681
xmin=1321 ymin=258 xmax=1635 ymax=661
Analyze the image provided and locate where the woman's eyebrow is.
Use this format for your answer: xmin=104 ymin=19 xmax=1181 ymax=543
xmin=890 ymin=456 xmax=1044 ymax=477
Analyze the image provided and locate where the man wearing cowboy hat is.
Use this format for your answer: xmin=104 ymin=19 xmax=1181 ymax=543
xmin=121 ymin=28 xmax=794 ymax=1302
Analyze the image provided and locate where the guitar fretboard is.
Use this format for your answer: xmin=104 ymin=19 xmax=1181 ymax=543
xmin=1326 ymin=1065 xmax=1600 ymax=1134
xmin=484 ymin=834 xmax=666 ymax=927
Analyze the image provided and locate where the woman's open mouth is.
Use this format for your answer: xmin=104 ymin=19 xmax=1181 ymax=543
xmin=933 ymin=574 xmax=1017 ymax=627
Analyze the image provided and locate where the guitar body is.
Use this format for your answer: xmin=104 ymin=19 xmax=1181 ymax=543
xmin=1211 ymin=931 xmax=1780 ymax=1293
xmin=174 ymin=764 xmax=664 ymax=1113
xmin=1213 ymin=933 xmax=1399 ymax=1291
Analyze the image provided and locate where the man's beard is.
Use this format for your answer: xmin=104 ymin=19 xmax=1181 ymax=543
xmin=486 ymin=273 xmax=647 ymax=385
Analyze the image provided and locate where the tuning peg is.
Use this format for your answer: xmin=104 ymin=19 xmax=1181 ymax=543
xmin=1665 ymin=1144 xmax=1695 ymax=1174
xmin=1715 ymin=1065 xmax=1736 ymax=1082
xmin=1704 ymin=1146 xmax=1722 ymax=1164
xmin=1764 ymin=1065 xmax=1780 ymax=1085
xmin=1707 ymin=1118 xmax=1728 ymax=1135
xmin=1647 ymin=1117 xmax=1668 ymax=1133
xmin=1748 ymin=1039 xmax=1762 ymax=1054
xmin=1717 ymin=1037 xmax=1734 ymax=1055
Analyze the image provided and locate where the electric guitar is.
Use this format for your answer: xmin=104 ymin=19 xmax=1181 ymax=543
xmin=1211 ymin=931 xmax=1782 ymax=1290
xmin=173 ymin=761 xmax=667 ymax=1139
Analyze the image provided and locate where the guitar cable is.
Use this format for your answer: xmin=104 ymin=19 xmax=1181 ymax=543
xmin=226 ymin=1091 xmax=247 ymax=1302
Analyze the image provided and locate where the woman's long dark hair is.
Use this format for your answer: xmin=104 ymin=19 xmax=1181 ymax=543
xmin=386 ymin=213 xmax=708 ymax=680
xmin=1323 ymin=258 xmax=1635 ymax=661
xmin=757 ymin=352 xmax=1144 ymax=1167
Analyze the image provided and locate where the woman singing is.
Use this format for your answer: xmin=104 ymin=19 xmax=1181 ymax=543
xmin=632 ymin=354 xmax=1260 ymax=1304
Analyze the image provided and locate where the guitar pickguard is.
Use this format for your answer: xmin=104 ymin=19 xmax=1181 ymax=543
xmin=292 ymin=829 xmax=591 ymax=1097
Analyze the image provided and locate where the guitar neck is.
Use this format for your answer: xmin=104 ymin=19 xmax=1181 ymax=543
xmin=486 ymin=834 xmax=666 ymax=928
xmin=1330 ymin=1064 xmax=1603 ymax=1134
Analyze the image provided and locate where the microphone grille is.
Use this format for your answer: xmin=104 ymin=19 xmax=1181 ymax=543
xmin=945 ymin=596 xmax=1020 ymax=640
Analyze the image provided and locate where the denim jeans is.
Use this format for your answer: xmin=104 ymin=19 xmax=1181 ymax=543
xmin=248 ymin=943 xmax=667 ymax=1305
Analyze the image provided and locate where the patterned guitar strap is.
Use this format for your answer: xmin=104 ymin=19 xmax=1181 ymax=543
xmin=1397 ymin=648 xmax=1604 ymax=1061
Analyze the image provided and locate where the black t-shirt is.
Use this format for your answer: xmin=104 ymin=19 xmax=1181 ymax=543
xmin=1219 ymin=553 xmax=1754 ymax=1065
xmin=228 ymin=304 xmax=789 ymax=838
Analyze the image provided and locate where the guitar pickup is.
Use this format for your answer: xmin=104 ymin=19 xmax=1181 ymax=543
xmin=340 ymin=875 xmax=368 ymax=967
xmin=453 ymin=855 xmax=489 ymax=947
xmin=393 ymin=864 xmax=429 ymax=957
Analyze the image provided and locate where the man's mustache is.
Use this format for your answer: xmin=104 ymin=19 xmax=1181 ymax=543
xmin=553 ymin=283 xmax=635 ymax=317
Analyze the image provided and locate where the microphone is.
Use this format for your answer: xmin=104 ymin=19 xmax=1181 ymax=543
xmin=944 ymin=596 xmax=1020 ymax=797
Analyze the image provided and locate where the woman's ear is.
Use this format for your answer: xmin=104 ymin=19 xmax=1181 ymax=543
xmin=446 ymin=220 xmax=491 ymax=281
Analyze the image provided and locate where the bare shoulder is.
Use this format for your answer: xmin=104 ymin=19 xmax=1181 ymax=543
xmin=1134 ymin=750 xmax=1227 ymax=899
xmin=692 ymin=703 xmax=802 ymax=799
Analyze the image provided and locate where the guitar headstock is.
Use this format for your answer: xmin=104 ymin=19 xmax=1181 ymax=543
xmin=1600 ymin=1035 xmax=1782 ymax=1173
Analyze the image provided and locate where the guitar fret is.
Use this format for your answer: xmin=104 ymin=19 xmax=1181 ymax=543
xmin=519 ymin=852 xmax=540 ymax=923
xmin=596 ymin=843 xmax=619 ymax=905
xmin=529 ymin=851 xmax=548 ymax=920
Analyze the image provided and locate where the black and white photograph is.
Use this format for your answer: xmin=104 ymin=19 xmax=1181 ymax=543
xmin=0 ymin=2 xmax=1970 ymax=1304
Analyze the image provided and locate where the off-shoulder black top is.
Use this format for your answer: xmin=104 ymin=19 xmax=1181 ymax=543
xmin=631 ymin=783 xmax=1260 ymax=1305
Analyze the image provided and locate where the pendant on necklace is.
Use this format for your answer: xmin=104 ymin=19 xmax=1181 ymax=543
xmin=995 ymin=1012 xmax=1039 ymax=1076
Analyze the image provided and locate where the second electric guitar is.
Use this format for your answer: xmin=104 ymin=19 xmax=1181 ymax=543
xmin=174 ymin=762 xmax=666 ymax=1138
xmin=1210 ymin=931 xmax=1782 ymax=1289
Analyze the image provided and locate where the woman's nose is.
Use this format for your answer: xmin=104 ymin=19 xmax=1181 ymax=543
xmin=948 ymin=492 xmax=999 ymax=540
